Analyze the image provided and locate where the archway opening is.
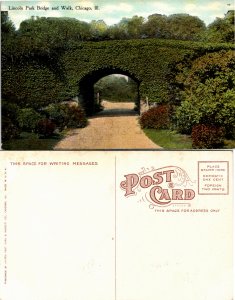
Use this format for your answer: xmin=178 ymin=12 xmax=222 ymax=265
xmin=94 ymin=74 xmax=139 ymax=116
xmin=78 ymin=67 xmax=140 ymax=116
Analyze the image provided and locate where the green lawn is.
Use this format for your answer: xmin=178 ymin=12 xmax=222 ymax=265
xmin=144 ymin=129 xmax=235 ymax=149
xmin=224 ymin=139 xmax=235 ymax=149
xmin=144 ymin=129 xmax=193 ymax=149
xmin=2 ymin=132 xmax=63 ymax=150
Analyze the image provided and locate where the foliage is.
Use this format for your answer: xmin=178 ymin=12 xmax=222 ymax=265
xmin=2 ymin=132 xmax=62 ymax=150
xmin=200 ymin=10 xmax=235 ymax=43
xmin=106 ymin=21 xmax=128 ymax=40
xmin=191 ymin=124 xmax=225 ymax=149
xmin=63 ymin=39 xmax=233 ymax=109
xmin=1 ymin=101 xmax=21 ymax=141
xmin=140 ymin=105 xmax=171 ymax=129
xmin=2 ymin=117 xmax=20 ymax=141
xmin=175 ymin=50 xmax=235 ymax=137
xmin=98 ymin=13 xmax=206 ymax=41
xmin=142 ymin=14 xmax=168 ymax=38
xmin=17 ymin=17 xmax=91 ymax=55
xmin=2 ymin=15 xmax=234 ymax=113
xmin=2 ymin=12 xmax=234 ymax=119
xmin=36 ymin=119 xmax=56 ymax=137
xmin=2 ymin=101 xmax=20 ymax=124
xmin=66 ymin=105 xmax=88 ymax=128
xmin=126 ymin=16 xmax=145 ymax=39
xmin=167 ymin=14 xmax=206 ymax=41
xmin=2 ymin=61 xmax=68 ymax=109
xmin=45 ymin=103 xmax=66 ymax=129
xmin=45 ymin=103 xmax=87 ymax=130
xmin=11 ymin=12 xmax=219 ymax=43
xmin=1 ymin=13 xmax=234 ymax=147
xmin=174 ymin=101 xmax=199 ymax=134
xmin=17 ymin=108 xmax=42 ymax=131
xmin=90 ymin=20 xmax=108 ymax=40
xmin=1 ymin=11 xmax=15 ymax=35
xmin=94 ymin=75 xmax=138 ymax=102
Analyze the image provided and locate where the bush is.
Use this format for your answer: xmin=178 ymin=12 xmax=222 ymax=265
xmin=2 ymin=101 xmax=20 ymax=124
xmin=44 ymin=103 xmax=66 ymax=130
xmin=66 ymin=105 xmax=87 ymax=128
xmin=191 ymin=124 xmax=225 ymax=149
xmin=45 ymin=103 xmax=87 ymax=130
xmin=140 ymin=105 xmax=171 ymax=129
xmin=2 ymin=101 xmax=21 ymax=140
xmin=175 ymin=50 xmax=235 ymax=137
xmin=17 ymin=108 xmax=42 ymax=132
xmin=175 ymin=100 xmax=200 ymax=134
xmin=2 ymin=116 xmax=20 ymax=141
xmin=36 ymin=119 xmax=56 ymax=137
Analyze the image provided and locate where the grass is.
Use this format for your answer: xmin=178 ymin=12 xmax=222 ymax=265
xmin=144 ymin=129 xmax=193 ymax=149
xmin=224 ymin=139 xmax=235 ymax=149
xmin=2 ymin=132 xmax=64 ymax=150
xmin=144 ymin=129 xmax=235 ymax=149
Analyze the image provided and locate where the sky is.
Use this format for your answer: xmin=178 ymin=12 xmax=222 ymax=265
xmin=1 ymin=0 xmax=234 ymax=29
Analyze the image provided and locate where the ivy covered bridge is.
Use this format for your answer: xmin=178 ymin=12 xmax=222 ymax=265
xmin=2 ymin=38 xmax=232 ymax=115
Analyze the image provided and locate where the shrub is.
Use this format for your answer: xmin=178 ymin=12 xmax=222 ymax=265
xmin=66 ymin=105 xmax=87 ymax=128
xmin=45 ymin=103 xmax=87 ymax=130
xmin=175 ymin=50 xmax=235 ymax=137
xmin=17 ymin=108 xmax=42 ymax=132
xmin=2 ymin=101 xmax=22 ymax=140
xmin=191 ymin=124 xmax=225 ymax=149
xmin=2 ymin=101 xmax=20 ymax=124
xmin=140 ymin=105 xmax=171 ymax=129
xmin=2 ymin=116 xmax=20 ymax=141
xmin=37 ymin=119 xmax=56 ymax=137
xmin=44 ymin=103 xmax=66 ymax=130
xmin=175 ymin=100 xmax=201 ymax=134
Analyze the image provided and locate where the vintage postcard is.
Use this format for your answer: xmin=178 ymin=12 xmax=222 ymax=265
xmin=0 ymin=1 xmax=234 ymax=299
xmin=1 ymin=0 xmax=234 ymax=150
xmin=0 ymin=150 xmax=233 ymax=300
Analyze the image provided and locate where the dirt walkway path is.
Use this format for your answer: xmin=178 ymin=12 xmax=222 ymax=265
xmin=54 ymin=101 xmax=161 ymax=149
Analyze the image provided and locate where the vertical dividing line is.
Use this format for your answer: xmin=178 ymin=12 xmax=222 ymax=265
xmin=114 ymin=155 xmax=117 ymax=300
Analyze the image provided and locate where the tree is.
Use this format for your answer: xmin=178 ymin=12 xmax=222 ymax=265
xmin=167 ymin=14 xmax=206 ymax=40
xmin=142 ymin=14 xmax=168 ymax=38
xmin=1 ymin=11 xmax=15 ymax=34
xmin=106 ymin=18 xmax=130 ymax=40
xmin=90 ymin=20 xmax=108 ymax=40
xmin=106 ymin=24 xmax=127 ymax=40
xmin=201 ymin=10 xmax=235 ymax=43
xmin=17 ymin=17 xmax=91 ymax=56
xmin=1 ymin=12 xmax=17 ymax=64
xmin=126 ymin=15 xmax=145 ymax=39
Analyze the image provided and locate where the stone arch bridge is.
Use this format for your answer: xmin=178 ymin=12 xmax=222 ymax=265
xmin=3 ymin=38 xmax=232 ymax=115
xmin=61 ymin=39 xmax=230 ymax=114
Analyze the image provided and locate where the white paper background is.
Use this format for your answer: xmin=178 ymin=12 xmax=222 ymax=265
xmin=0 ymin=151 xmax=233 ymax=300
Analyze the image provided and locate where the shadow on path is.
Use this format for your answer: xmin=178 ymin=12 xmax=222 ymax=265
xmin=91 ymin=100 xmax=138 ymax=118
xmin=91 ymin=108 xmax=138 ymax=118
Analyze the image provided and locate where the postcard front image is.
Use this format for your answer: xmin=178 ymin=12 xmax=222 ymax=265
xmin=1 ymin=0 xmax=234 ymax=299
xmin=1 ymin=0 xmax=234 ymax=150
